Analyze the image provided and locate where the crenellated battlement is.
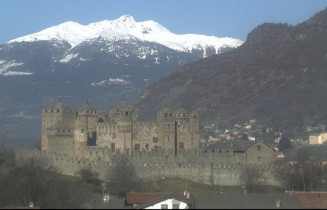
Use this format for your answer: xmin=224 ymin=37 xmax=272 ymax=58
xmin=15 ymin=147 xmax=279 ymax=186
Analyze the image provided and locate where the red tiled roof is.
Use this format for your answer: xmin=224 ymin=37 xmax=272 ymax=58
xmin=285 ymin=191 xmax=327 ymax=209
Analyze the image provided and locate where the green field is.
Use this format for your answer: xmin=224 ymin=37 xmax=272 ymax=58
xmin=132 ymin=178 xmax=284 ymax=195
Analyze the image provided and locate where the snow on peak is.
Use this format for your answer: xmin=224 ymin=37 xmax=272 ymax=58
xmin=116 ymin=15 xmax=136 ymax=23
xmin=7 ymin=15 xmax=243 ymax=55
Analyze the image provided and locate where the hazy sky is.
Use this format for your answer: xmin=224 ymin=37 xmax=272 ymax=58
xmin=1 ymin=0 xmax=327 ymax=43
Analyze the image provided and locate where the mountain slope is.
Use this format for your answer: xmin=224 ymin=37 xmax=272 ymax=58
xmin=0 ymin=16 xmax=242 ymax=138
xmin=136 ymin=8 xmax=327 ymax=129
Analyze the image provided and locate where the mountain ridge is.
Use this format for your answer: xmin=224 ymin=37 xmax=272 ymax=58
xmin=135 ymin=8 xmax=327 ymax=130
xmin=7 ymin=15 xmax=243 ymax=54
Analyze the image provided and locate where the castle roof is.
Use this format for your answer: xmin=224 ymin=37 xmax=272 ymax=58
xmin=158 ymin=107 xmax=173 ymax=113
xmin=112 ymin=101 xmax=137 ymax=110
xmin=47 ymin=103 xmax=72 ymax=110
xmin=208 ymin=140 xmax=274 ymax=152
xmin=208 ymin=140 xmax=255 ymax=151
xmin=79 ymin=104 xmax=97 ymax=111
xmin=175 ymin=108 xmax=187 ymax=114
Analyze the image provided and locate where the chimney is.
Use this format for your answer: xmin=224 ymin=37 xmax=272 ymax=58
xmin=275 ymin=199 xmax=281 ymax=208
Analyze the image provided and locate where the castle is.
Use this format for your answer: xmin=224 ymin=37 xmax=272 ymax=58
xmin=41 ymin=101 xmax=199 ymax=158
xmin=15 ymin=101 xmax=279 ymax=187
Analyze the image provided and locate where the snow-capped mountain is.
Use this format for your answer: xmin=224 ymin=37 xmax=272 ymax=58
xmin=0 ymin=15 xmax=243 ymax=139
xmin=9 ymin=15 xmax=242 ymax=55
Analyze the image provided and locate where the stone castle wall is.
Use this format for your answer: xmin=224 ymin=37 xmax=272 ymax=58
xmin=15 ymin=148 xmax=280 ymax=186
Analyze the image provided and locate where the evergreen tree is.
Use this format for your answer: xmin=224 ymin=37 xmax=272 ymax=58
xmin=278 ymin=135 xmax=292 ymax=151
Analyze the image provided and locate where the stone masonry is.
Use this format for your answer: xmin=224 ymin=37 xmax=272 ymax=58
xmin=15 ymin=101 xmax=280 ymax=187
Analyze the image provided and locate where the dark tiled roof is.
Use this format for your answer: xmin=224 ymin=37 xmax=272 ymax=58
xmin=207 ymin=140 xmax=274 ymax=152
xmin=285 ymin=191 xmax=327 ymax=209
xmin=194 ymin=193 xmax=299 ymax=209
xmin=47 ymin=103 xmax=72 ymax=110
xmin=79 ymin=104 xmax=97 ymax=111
xmin=207 ymin=140 xmax=256 ymax=151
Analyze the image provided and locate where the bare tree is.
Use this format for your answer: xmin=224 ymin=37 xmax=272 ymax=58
xmin=108 ymin=156 xmax=140 ymax=197
xmin=240 ymin=165 xmax=264 ymax=192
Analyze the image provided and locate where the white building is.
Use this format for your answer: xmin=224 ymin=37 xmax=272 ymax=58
xmin=309 ymin=132 xmax=327 ymax=144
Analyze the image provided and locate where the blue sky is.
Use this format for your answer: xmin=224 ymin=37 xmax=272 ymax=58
xmin=1 ymin=0 xmax=327 ymax=43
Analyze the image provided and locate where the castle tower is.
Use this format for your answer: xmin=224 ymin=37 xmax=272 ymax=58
xmin=188 ymin=111 xmax=200 ymax=152
xmin=157 ymin=108 xmax=200 ymax=155
xmin=74 ymin=104 xmax=99 ymax=158
xmin=41 ymin=103 xmax=76 ymax=153
xmin=108 ymin=101 xmax=139 ymax=153
xmin=157 ymin=108 xmax=176 ymax=154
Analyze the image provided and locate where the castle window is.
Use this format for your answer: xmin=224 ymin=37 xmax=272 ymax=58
xmin=173 ymin=204 xmax=179 ymax=209
xmin=145 ymin=144 xmax=149 ymax=150
xmin=179 ymin=142 xmax=184 ymax=150
xmin=258 ymin=156 xmax=261 ymax=162
xmin=126 ymin=111 xmax=128 ymax=116
xmin=227 ymin=150 xmax=229 ymax=153
xmin=161 ymin=204 xmax=168 ymax=209
xmin=153 ymin=137 xmax=158 ymax=143
xmin=112 ymin=133 xmax=116 ymax=139
xmin=111 ymin=143 xmax=115 ymax=152
xmin=170 ymin=113 xmax=172 ymax=117
xmin=81 ymin=129 xmax=84 ymax=133
xmin=165 ymin=113 xmax=168 ymax=117
xmin=135 ymin=144 xmax=140 ymax=151
xmin=257 ymin=145 xmax=261 ymax=151
xmin=51 ymin=110 xmax=53 ymax=113
xmin=57 ymin=109 xmax=59 ymax=113
xmin=194 ymin=115 xmax=197 ymax=118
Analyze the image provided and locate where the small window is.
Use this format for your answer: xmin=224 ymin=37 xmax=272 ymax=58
xmin=179 ymin=142 xmax=184 ymax=150
xmin=112 ymin=133 xmax=116 ymax=139
xmin=165 ymin=113 xmax=168 ymax=117
xmin=258 ymin=156 xmax=261 ymax=162
xmin=173 ymin=204 xmax=179 ymax=209
xmin=145 ymin=144 xmax=149 ymax=150
xmin=153 ymin=137 xmax=158 ymax=143
xmin=258 ymin=145 xmax=261 ymax=151
xmin=126 ymin=111 xmax=128 ymax=116
xmin=161 ymin=204 xmax=168 ymax=209
xmin=111 ymin=143 xmax=115 ymax=152
xmin=135 ymin=144 xmax=140 ymax=151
